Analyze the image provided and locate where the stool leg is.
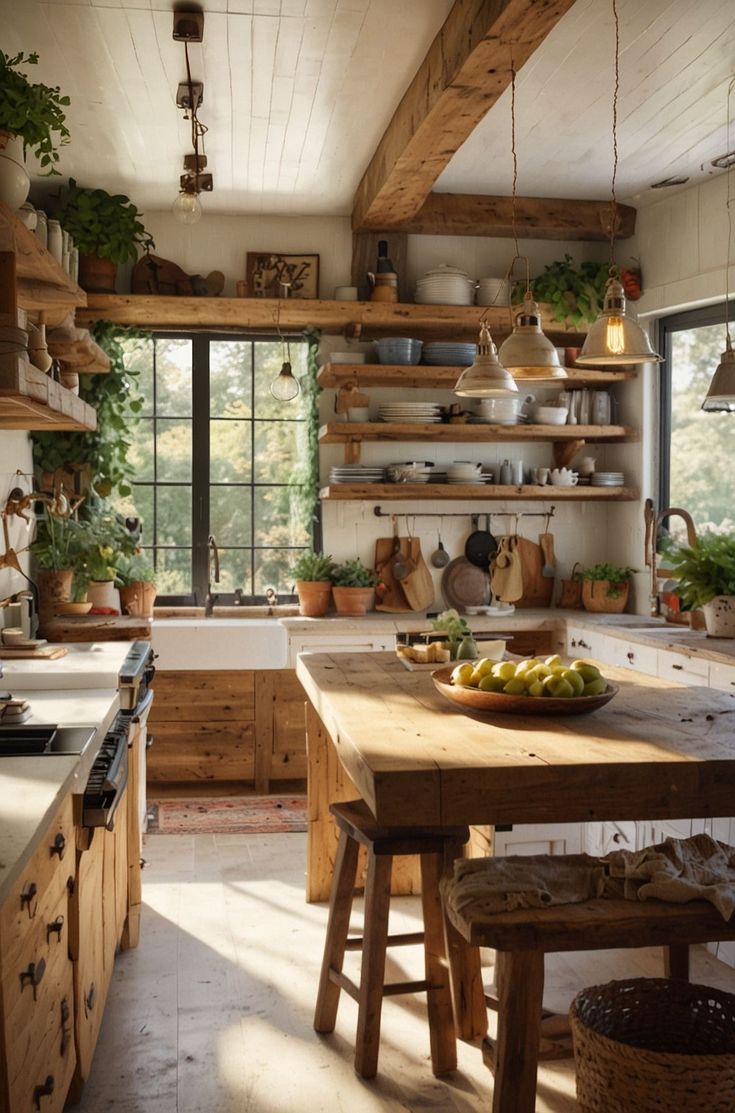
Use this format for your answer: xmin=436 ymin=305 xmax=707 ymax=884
xmin=314 ymin=830 xmax=360 ymax=1033
xmin=354 ymin=850 xmax=392 ymax=1079
xmin=664 ymin=943 xmax=690 ymax=981
xmin=442 ymin=838 xmax=488 ymax=1040
xmin=420 ymin=851 xmax=457 ymax=1075
xmin=491 ymin=950 xmax=544 ymax=1113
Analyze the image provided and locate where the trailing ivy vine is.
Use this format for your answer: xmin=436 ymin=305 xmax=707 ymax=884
xmin=289 ymin=326 xmax=321 ymax=536
xmin=32 ymin=321 xmax=149 ymax=498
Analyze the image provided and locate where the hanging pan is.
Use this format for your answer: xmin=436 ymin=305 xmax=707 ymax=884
xmin=464 ymin=514 xmax=498 ymax=569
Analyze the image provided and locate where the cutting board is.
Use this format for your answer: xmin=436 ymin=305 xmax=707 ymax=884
xmin=514 ymin=537 xmax=554 ymax=609
xmin=0 ymin=646 xmax=68 ymax=659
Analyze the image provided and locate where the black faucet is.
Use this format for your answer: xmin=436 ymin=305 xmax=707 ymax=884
xmin=204 ymin=535 xmax=220 ymax=616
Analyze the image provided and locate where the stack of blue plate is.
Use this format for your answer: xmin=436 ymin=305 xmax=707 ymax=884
xmin=374 ymin=337 xmax=423 ymax=365
xmin=422 ymin=342 xmax=477 ymax=366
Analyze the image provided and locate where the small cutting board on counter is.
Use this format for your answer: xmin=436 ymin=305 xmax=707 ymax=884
xmin=0 ymin=645 xmax=69 ymax=659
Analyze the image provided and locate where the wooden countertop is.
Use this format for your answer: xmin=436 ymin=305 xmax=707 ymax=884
xmin=296 ymin=652 xmax=735 ymax=829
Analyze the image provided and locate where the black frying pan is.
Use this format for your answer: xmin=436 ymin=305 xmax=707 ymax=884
xmin=464 ymin=514 xmax=498 ymax=568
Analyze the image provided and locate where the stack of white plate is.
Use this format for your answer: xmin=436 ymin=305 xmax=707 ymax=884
xmin=422 ymin=341 xmax=477 ymax=366
xmin=590 ymin=471 xmax=625 ymax=486
xmin=378 ymin=403 xmax=442 ymax=424
xmin=447 ymin=463 xmax=483 ymax=485
xmin=476 ymin=277 xmax=510 ymax=307
xmin=415 ymin=264 xmax=475 ymax=306
xmin=329 ymin=466 xmax=386 ymax=485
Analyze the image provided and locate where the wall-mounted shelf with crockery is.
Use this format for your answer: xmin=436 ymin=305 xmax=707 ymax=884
xmin=317 ymin=362 xmax=637 ymax=390
xmin=319 ymin=483 xmax=640 ymax=502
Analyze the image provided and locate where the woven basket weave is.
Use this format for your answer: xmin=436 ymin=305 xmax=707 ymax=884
xmin=571 ymin=978 xmax=735 ymax=1113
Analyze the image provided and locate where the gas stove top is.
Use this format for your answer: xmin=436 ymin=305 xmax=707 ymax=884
xmin=0 ymin=724 xmax=97 ymax=757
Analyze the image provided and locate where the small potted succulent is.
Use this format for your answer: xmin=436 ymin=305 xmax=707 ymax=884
xmin=0 ymin=50 xmax=70 ymax=208
xmin=667 ymin=533 xmax=735 ymax=638
xmin=116 ymin=553 xmax=157 ymax=618
xmin=290 ymin=551 xmax=336 ymax=617
xmin=330 ymin=559 xmax=378 ymax=616
xmin=581 ymin=563 xmax=635 ymax=614
xmin=56 ymin=177 xmax=154 ymax=292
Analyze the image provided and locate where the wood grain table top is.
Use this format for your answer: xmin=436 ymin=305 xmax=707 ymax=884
xmin=296 ymin=652 xmax=735 ymax=828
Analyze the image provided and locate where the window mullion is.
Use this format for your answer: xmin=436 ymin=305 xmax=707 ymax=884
xmin=191 ymin=334 xmax=210 ymax=604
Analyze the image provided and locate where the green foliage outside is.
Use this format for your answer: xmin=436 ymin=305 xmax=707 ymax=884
xmin=0 ymin=50 xmax=70 ymax=173
xmin=667 ymin=533 xmax=735 ymax=609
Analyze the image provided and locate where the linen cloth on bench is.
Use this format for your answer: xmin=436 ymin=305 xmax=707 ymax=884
xmin=443 ymin=835 xmax=735 ymax=923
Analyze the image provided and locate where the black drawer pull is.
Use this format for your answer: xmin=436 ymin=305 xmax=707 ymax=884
xmin=50 ymin=833 xmax=66 ymax=860
xmin=578 ymin=638 xmax=591 ymax=650
xmin=33 ymin=1076 xmax=54 ymax=1110
xmin=20 ymin=957 xmax=46 ymax=1000
xmin=672 ymin=663 xmax=683 ymax=670
xmin=47 ymin=915 xmax=64 ymax=942
xmin=60 ymin=997 xmax=72 ymax=1057
xmin=627 ymin=651 xmax=635 ymax=662
xmin=85 ymin=982 xmax=97 ymax=1014
xmin=20 ymin=880 xmax=38 ymax=917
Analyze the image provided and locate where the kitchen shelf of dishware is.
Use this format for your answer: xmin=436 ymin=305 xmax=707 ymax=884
xmin=316 ymin=362 xmax=637 ymax=389
xmin=0 ymin=352 xmax=96 ymax=431
xmin=319 ymin=422 xmax=637 ymax=444
xmin=319 ymin=483 xmax=639 ymax=502
xmin=0 ymin=201 xmax=86 ymax=317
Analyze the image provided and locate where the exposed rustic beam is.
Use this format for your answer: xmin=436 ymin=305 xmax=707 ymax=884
xmin=377 ymin=193 xmax=637 ymax=241
xmin=352 ymin=0 xmax=576 ymax=231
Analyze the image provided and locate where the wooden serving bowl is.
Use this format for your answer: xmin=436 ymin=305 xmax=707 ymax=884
xmin=431 ymin=667 xmax=619 ymax=717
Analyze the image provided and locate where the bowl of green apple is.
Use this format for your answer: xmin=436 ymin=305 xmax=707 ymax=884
xmin=431 ymin=654 xmax=617 ymax=716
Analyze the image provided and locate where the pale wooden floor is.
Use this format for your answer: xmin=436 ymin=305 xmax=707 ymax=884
xmin=74 ymin=832 xmax=735 ymax=1113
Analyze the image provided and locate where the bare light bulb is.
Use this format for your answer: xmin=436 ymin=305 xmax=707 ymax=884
xmin=172 ymin=190 xmax=202 ymax=225
xmin=270 ymin=361 xmax=300 ymax=402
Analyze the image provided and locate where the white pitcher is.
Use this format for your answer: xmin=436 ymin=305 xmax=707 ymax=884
xmin=549 ymin=467 xmax=579 ymax=487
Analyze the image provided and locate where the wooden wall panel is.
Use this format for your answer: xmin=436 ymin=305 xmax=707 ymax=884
xmin=150 ymin=671 xmax=255 ymax=722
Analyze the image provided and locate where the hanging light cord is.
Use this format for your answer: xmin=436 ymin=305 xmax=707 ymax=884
xmin=725 ymin=76 xmax=735 ymax=348
xmin=506 ymin=51 xmax=532 ymax=327
xmin=608 ymin=0 xmax=621 ymax=275
xmin=184 ymin=41 xmax=208 ymax=180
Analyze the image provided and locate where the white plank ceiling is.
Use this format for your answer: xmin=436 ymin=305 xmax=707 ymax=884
xmin=4 ymin=0 xmax=735 ymax=216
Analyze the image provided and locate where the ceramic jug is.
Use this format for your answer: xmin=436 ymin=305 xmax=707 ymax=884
xmin=549 ymin=467 xmax=579 ymax=487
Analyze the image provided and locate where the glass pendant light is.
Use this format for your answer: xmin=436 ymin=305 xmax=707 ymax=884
xmin=172 ymin=187 xmax=202 ymax=225
xmin=702 ymin=77 xmax=735 ymax=412
xmin=576 ymin=0 xmax=662 ymax=368
xmin=270 ymin=337 xmax=300 ymax=402
xmin=454 ymin=321 xmax=518 ymax=397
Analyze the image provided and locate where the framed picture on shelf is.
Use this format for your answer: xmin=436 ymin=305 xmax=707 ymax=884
xmin=244 ymin=252 xmax=320 ymax=299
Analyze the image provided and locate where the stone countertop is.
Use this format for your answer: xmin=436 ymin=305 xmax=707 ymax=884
xmin=0 ymin=688 xmax=120 ymax=906
xmin=2 ymin=641 xmax=135 ymax=691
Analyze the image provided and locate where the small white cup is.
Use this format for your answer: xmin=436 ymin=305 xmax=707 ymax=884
xmin=334 ymin=285 xmax=359 ymax=301
xmin=1 ymin=627 xmax=25 ymax=645
xmin=347 ymin=407 xmax=369 ymax=423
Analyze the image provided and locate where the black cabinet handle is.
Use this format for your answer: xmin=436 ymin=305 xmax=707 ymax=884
xmin=627 ymin=651 xmax=635 ymax=662
xmin=33 ymin=1076 xmax=54 ymax=1110
xmin=47 ymin=915 xmax=64 ymax=942
xmin=85 ymin=982 xmax=97 ymax=1015
xmin=20 ymin=957 xmax=46 ymax=1000
xmin=578 ymin=638 xmax=591 ymax=650
xmin=20 ymin=880 xmax=38 ymax=917
xmin=50 ymin=833 xmax=66 ymax=860
xmin=60 ymin=998 xmax=72 ymax=1057
xmin=672 ymin=663 xmax=683 ymax=671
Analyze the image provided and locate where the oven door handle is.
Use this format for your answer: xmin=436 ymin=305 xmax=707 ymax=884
xmin=131 ymin=689 xmax=154 ymax=723
xmin=104 ymin=762 xmax=129 ymax=831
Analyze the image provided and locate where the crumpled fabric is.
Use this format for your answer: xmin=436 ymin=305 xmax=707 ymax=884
xmin=442 ymin=853 xmax=607 ymax=920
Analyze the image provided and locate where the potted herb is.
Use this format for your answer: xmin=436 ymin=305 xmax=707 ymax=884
xmin=56 ymin=178 xmax=154 ymax=292
xmin=518 ymin=254 xmax=610 ymax=329
xmin=30 ymin=515 xmax=86 ymax=622
xmin=116 ymin=553 xmax=157 ymax=618
xmin=77 ymin=499 xmax=139 ymax=611
xmin=330 ymin=559 xmax=378 ymax=616
xmin=430 ymin=608 xmax=477 ymax=660
xmin=667 ymin=533 xmax=735 ymax=638
xmin=0 ymin=50 xmax=70 ymax=208
xmin=291 ymin=551 xmax=336 ymax=617
xmin=581 ymin=563 xmax=635 ymax=614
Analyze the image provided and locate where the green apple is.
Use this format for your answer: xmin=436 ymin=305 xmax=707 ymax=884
xmin=570 ymin=660 xmax=602 ymax=681
xmin=528 ymin=679 xmax=545 ymax=697
xmin=545 ymin=654 xmax=563 ymax=669
xmin=583 ymin=678 xmax=607 ymax=697
xmin=491 ymin=660 xmax=517 ymax=681
xmin=503 ymin=677 xmax=529 ymax=695
xmin=451 ymin=663 xmax=476 ymax=687
xmin=479 ymin=674 xmax=507 ymax=692
xmin=527 ymin=662 xmax=553 ymax=680
xmin=543 ymin=674 xmax=575 ymax=699
xmin=515 ymin=658 xmax=540 ymax=676
xmin=561 ymin=668 xmax=585 ymax=697
xmin=472 ymin=658 xmax=495 ymax=679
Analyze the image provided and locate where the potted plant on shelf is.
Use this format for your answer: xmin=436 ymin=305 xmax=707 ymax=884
xmin=667 ymin=533 xmax=735 ymax=638
xmin=0 ymin=50 xmax=70 ymax=208
xmin=290 ymin=551 xmax=336 ymax=617
xmin=115 ymin=553 xmax=157 ymax=618
xmin=55 ymin=177 xmax=154 ymax=293
xmin=519 ymin=254 xmax=610 ymax=330
xmin=580 ymin=563 xmax=635 ymax=614
xmin=330 ymin=559 xmax=378 ymax=617
xmin=30 ymin=514 xmax=86 ymax=622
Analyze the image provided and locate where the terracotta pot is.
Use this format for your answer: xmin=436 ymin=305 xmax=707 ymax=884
xmin=295 ymin=580 xmax=332 ymax=617
xmin=332 ymin=586 xmax=375 ymax=616
xmin=702 ymin=596 xmax=735 ymax=638
xmin=582 ymin=580 xmax=629 ymax=614
xmin=119 ymin=581 xmax=157 ymax=618
xmin=0 ymin=131 xmax=30 ymax=210
xmin=36 ymin=568 xmax=74 ymax=624
xmin=78 ymin=253 xmax=117 ymax=293
xmin=87 ymin=580 xmax=120 ymax=611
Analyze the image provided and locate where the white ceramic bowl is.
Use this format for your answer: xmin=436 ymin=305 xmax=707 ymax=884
xmin=330 ymin=351 xmax=365 ymax=364
xmin=532 ymin=406 xmax=568 ymax=425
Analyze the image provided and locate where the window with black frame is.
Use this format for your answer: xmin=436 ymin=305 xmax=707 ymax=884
xmin=658 ymin=303 xmax=734 ymax=536
xmin=117 ymin=333 xmax=314 ymax=604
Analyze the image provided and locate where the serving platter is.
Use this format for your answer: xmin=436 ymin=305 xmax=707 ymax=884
xmin=431 ymin=667 xmax=618 ymax=716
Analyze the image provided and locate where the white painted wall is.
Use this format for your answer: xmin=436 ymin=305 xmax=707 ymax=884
xmin=0 ymin=431 xmax=34 ymax=605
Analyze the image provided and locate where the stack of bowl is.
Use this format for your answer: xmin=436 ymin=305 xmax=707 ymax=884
xmin=414 ymin=264 xmax=475 ymax=306
xmin=374 ymin=337 xmax=422 ymax=365
xmin=422 ymin=341 xmax=477 ymax=366
xmin=477 ymin=277 xmax=510 ymax=306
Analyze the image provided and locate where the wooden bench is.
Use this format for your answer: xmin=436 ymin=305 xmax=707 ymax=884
xmin=444 ymin=894 xmax=735 ymax=1113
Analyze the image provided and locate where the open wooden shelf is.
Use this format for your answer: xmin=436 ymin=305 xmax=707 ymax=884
xmin=0 ymin=202 xmax=86 ymax=318
xmin=317 ymin=362 xmax=636 ymax=389
xmin=320 ymin=483 xmax=639 ymax=502
xmin=319 ymin=421 xmax=637 ymax=444
xmin=77 ymin=294 xmax=588 ymax=344
xmin=46 ymin=328 xmax=111 ymax=373
xmin=0 ymin=354 xmax=96 ymax=430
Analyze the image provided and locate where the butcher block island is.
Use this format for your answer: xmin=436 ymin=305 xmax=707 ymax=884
xmin=296 ymin=652 xmax=735 ymax=902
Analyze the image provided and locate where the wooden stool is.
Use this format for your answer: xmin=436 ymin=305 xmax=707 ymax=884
xmin=444 ymin=890 xmax=735 ymax=1113
xmin=313 ymin=799 xmax=469 ymax=1079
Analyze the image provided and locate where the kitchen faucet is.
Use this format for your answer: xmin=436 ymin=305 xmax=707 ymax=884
xmin=205 ymin=535 xmax=220 ymax=616
xmin=644 ymin=499 xmax=697 ymax=617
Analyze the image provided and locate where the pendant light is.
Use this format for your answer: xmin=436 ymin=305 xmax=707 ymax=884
xmin=270 ymin=335 xmax=300 ymax=402
xmin=576 ymin=0 xmax=662 ymax=367
xmin=454 ymin=320 xmax=518 ymax=397
xmin=498 ymin=60 xmax=566 ymax=381
xmin=702 ymin=77 xmax=735 ymax=412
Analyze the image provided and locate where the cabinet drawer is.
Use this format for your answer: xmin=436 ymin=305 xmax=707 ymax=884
xmin=6 ymin=961 xmax=75 ymax=1113
xmin=2 ymin=887 xmax=69 ymax=1033
xmin=708 ymin=660 xmax=735 ymax=694
xmin=0 ymin=796 xmax=73 ymax=975
xmin=656 ymin=649 xmax=709 ymax=686
xmin=289 ymin=635 xmax=394 ymax=667
xmin=599 ymin=637 xmax=658 ymax=676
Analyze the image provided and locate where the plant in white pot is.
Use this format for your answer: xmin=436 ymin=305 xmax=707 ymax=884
xmin=0 ymin=50 xmax=70 ymax=208
xmin=290 ymin=551 xmax=335 ymax=617
xmin=667 ymin=533 xmax=735 ymax=637
xmin=331 ymin=559 xmax=378 ymax=616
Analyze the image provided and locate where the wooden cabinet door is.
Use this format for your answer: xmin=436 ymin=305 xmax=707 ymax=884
xmin=70 ymin=830 xmax=108 ymax=1084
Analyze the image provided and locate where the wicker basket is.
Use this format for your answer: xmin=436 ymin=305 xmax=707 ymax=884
xmin=571 ymin=978 xmax=735 ymax=1113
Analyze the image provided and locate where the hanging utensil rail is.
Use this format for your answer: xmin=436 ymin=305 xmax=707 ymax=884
xmin=372 ymin=507 xmax=555 ymax=520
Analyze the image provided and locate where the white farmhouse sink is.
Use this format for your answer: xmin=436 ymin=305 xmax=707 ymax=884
xmin=152 ymin=617 xmax=288 ymax=670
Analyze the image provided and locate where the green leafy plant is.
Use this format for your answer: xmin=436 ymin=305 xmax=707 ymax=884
xmin=430 ymin=608 xmax=471 ymax=641
xmin=76 ymin=497 xmax=140 ymax=585
xmin=517 ymin=254 xmax=610 ymax=327
xmin=331 ymin=559 xmax=377 ymax=588
xmin=30 ymin=515 xmax=85 ymax=571
xmin=667 ymin=533 xmax=735 ymax=610
xmin=581 ymin=563 xmax=636 ymax=598
xmin=0 ymin=50 xmax=70 ymax=173
xmin=114 ymin=552 xmax=155 ymax=588
xmin=289 ymin=326 xmax=321 ymax=534
xmin=32 ymin=323 xmax=148 ymax=498
xmin=56 ymin=178 xmax=154 ymax=263
xmin=291 ymin=551 xmax=335 ymax=582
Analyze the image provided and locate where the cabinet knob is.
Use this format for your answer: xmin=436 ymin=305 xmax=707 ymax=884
xmin=20 ymin=957 xmax=46 ymax=1000
xmin=672 ymin=663 xmax=683 ymax=671
xmin=627 ymin=651 xmax=635 ymax=662
xmin=84 ymin=982 xmax=97 ymax=1015
xmin=47 ymin=915 xmax=64 ymax=942
xmin=33 ymin=1076 xmax=55 ymax=1110
xmin=20 ymin=880 xmax=38 ymax=918
xmin=50 ymin=833 xmax=66 ymax=859
xmin=579 ymin=638 xmax=591 ymax=650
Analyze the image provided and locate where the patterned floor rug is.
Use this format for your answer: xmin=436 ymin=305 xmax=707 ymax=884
xmin=147 ymin=796 xmax=307 ymax=834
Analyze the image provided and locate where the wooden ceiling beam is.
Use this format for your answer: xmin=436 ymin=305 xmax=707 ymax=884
xmin=374 ymin=193 xmax=637 ymax=241
xmin=352 ymin=0 xmax=576 ymax=232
